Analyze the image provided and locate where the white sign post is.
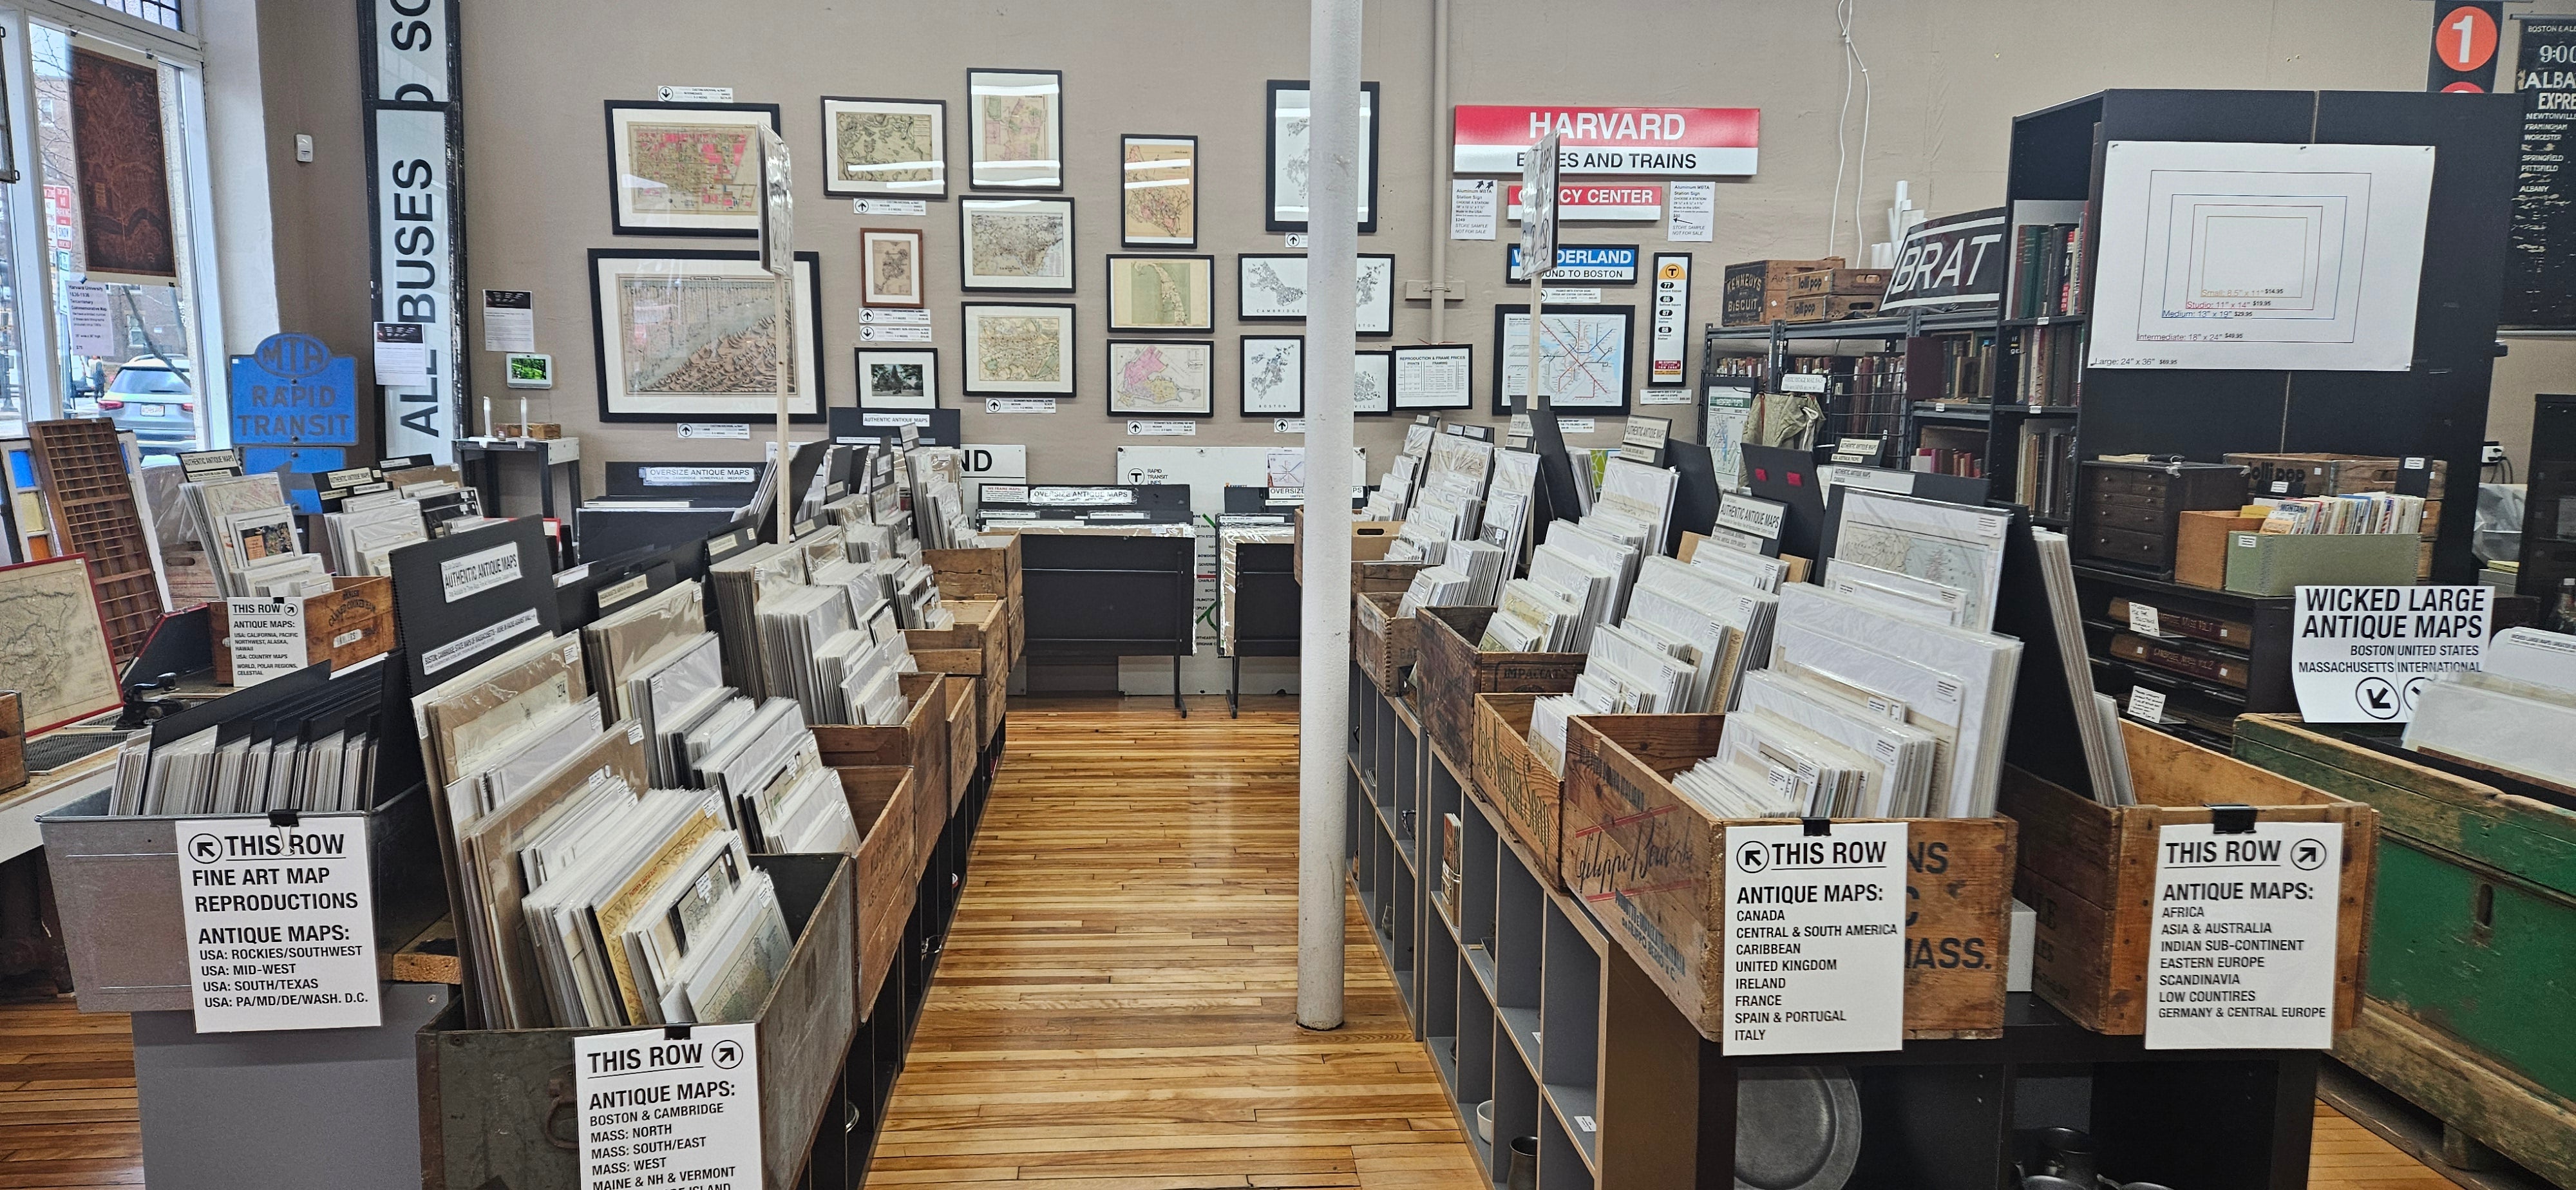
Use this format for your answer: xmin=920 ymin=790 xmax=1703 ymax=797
xmin=2289 ymin=585 xmax=2490 ymax=722
xmin=1721 ymin=822 xmax=1908 ymax=1055
xmin=2145 ymin=820 xmax=2344 ymax=1050
xmin=1520 ymin=132 xmax=1560 ymax=415
xmin=757 ymin=126 xmax=795 ymax=548
xmin=176 ymin=816 xmax=380 ymax=1032
xmin=575 ymin=1023 xmax=763 ymax=1190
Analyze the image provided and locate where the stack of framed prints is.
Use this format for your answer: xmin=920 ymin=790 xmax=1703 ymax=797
xmin=1121 ymin=135 xmax=1197 ymax=249
xmin=1265 ymin=80 xmax=1379 ymax=232
xmin=960 ymin=196 xmax=1074 ymax=291
xmin=1238 ymin=254 xmax=1394 ymax=335
xmin=1106 ymin=339 xmax=1215 ymax=417
xmin=1106 ymin=255 xmax=1213 ymax=331
xmin=603 ymin=101 xmax=782 ymax=237
xmin=967 ymin=68 xmax=1064 ymax=190
xmin=818 ymin=97 xmax=946 ymax=198
xmin=588 ymin=249 xmax=825 ymax=422
xmin=1392 ymin=344 xmax=1473 ymax=410
xmin=963 ymin=303 xmax=1077 ymax=397
xmin=856 ymin=349 xmax=938 ymax=411
xmin=1240 ymin=336 xmax=1304 ymax=416
xmin=859 ymin=228 xmax=925 ymax=307
xmin=1492 ymin=305 xmax=1635 ymax=413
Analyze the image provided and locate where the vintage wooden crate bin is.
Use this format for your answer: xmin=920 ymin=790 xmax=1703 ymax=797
xmin=207 ymin=576 xmax=397 ymax=685
xmin=1471 ymin=693 xmax=1569 ymax=890
xmin=1352 ymin=590 xmax=1419 ymax=692
xmin=942 ymin=676 xmax=977 ymax=811
xmin=907 ymin=599 xmax=1009 ymax=746
xmin=810 ymin=672 xmax=945 ymax=784
xmin=1562 ymin=713 xmax=2019 ymax=1043
xmin=924 ymin=534 xmax=1024 ymax=664
xmin=2231 ymin=714 xmax=2576 ymax=1187
xmin=1998 ymin=719 xmax=2378 ymax=1037
xmin=417 ymin=854 xmax=856 ymax=1190
xmin=1293 ymin=511 xmax=1424 ymax=592
xmin=1414 ymin=607 xmax=1585 ymax=771
xmin=835 ymin=766 xmax=917 ymax=1018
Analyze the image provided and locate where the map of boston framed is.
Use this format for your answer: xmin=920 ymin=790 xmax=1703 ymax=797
xmin=819 ymin=96 xmax=946 ymax=198
xmin=603 ymin=101 xmax=782 ymax=236
xmin=963 ymin=303 xmax=1077 ymax=396
xmin=967 ymin=69 xmax=1063 ymax=190
xmin=588 ymin=249 xmax=826 ymax=421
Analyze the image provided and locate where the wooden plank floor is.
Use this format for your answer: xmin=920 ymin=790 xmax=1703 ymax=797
xmin=0 ymin=697 xmax=2496 ymax=1190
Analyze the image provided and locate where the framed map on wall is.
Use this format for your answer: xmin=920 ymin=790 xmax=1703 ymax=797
xmin=819 ymin=96 xmax=946 ymax=198
xmin=960 ymin=196 xmax=1075 ymax=292
xmin=1240 ymin=335 xmax=1305 ymax=416
xmin=1121 ymin=134 xmax=1197 ymax=248
xmin=966 ymin=68 xmax=1063 ymax=190
xmin=587 ymin=249 xmax=826 ymax=421
xmin=603 ymin=101 xmax=782 ymax=236
xmin=962 ymin=303 xmax=1077 ymax=396
xmin=1106 ymin=339 xmax=1214 ymax=416
xmin=1106 ymin=254 xmax=1214 ymax=330
xmin=1491 ymin=304 xmax=1634 ymax=413
xmin=1265 ymin=79 xmax=1379 ymax=233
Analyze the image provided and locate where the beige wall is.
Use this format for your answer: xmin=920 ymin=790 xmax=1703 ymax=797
xmin=431 ymin=0 xmax=2507 ymax=487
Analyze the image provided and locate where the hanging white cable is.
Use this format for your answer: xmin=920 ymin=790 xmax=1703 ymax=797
xmin=1826 ymin=0 xmax=1854 ymax=257
xmin=1840 ymin=0 xmax=1875 ymax=263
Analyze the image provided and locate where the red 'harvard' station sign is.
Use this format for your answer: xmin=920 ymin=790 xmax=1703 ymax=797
xmin=1453 ymin=104 xmax=1759 ymax=176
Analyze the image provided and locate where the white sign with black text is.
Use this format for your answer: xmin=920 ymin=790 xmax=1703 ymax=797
xmin=223 ymin=600 xmax=310 ymax=685
xmin=2289 ymin=585 xmax=2490 ymax=722
xmin=178 ymin=817 xmax=381 ymax=1032
xmin=481 ymin=290 xmax=536 ymax=354
xmin=1722 ymin=822 xmax=1907 ymax=1055
xmin=1651 ymin=253 xmax=1692 ymax=385
xmin=1714 ymin=494 xmax=1788 ymax=542
xmin=575 ymin=1023 xmax=763 ymax=1190
xmin=2145 ymin=821 xmax=2344 ymax=1050
xmin=1668 ymin=180 xmax=1716 ymax=241
xmin=1451 ymin=179 xmax=1499 ymax=240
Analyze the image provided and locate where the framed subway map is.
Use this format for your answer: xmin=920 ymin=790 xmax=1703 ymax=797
xmin=588 ymin=249 xmax=826 ymax=421
xmin=1265 ymin=79 xmax=1379 ymax=232
xmin=1235 ymin=253 xmax=1395 ymax=335
xmin=959 ymin=196 xmax=1075 ymax=292
xmin=962 ymin=302 xmax=1077 ymax=396
xmin=1106 ymin=339 xmax=1214 ymax=416
xmin=819 ymin=96 xmax=946 ymax=198
xmin=1121 ymin=134 xmax=1197 ymax=248
xmin=603 ymin=101 xmax=782 ymax=236
xmin=1106 ymin=254 xmax=1214 ymax=331
xmin=967 ymin=68 xmax=1064 ymax=190
xmin=1240 ymin=335 xmax=1305 ymax=416
xmin=1491 ymin=303 xmax=1634 ymax=413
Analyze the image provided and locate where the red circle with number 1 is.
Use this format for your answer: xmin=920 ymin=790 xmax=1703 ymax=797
xmin=2438 ymin=5 xmax=2497 ymax=71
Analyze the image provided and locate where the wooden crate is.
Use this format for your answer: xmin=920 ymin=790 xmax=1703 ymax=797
xmin=1352 ymin=590 xmax=1419 ymax=692
xmin=1561 ymin=713 xmax=2018 ymax=1043
xmin=1414 ymin=606 xmax=1586 ymax=771
xmin=925 ymin=534 xmax=1023 ymax=663
xmin=906 ymin=598 xmax=1009 ymax=746
xmin=0 ymin=691 xmax=24 ymax=793
xmin=1998 ymin=719 xmax=2378 ymax=1036
xmin=2231 ymin=714 xmax=2576 ymax=1185
xmin=810 ymin=672 xmax=948 ymax=859
xmin=942 ymin=676 xmax=976 ymax=811
xmin=1785 ymin=267 xmax=1891 ymax=297
xmin=1470 ymin=694 xmax=1566 ymax=890
xmin=1293 ymin=511 xmax=1417 ymax=591
xmin=835 ymin=765 xmax=917 ymax=1019
xmin=207 ymin=576 xmax=398 ymax=685
xmin=1782 ymin=293 xmax=1881 ymax=323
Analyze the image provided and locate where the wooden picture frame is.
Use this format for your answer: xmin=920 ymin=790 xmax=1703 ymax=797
xmin=959 ymin=196 xmax=1075 ymax=292
xmin=819 ymin=96 xmax=947 ymax=198
xmin=1265 ymin=79 xmax=1379 ymax=233
xmin=859 ymin=228 xmax=927 ymax=308
xmin=961 ymin=302 xmax=1077 ymax=396
xmin=1240 ymin=335 xmax=1305 ymax=417
xmin=1106 ymin=254 xmax=1215 ymax=331
xmin=855 ymin=347 xmax=939 ymax=410
xmin=966 ymin=68 xmax=1064 ymax=190
xmin=587 ymin=249 xmax=826 ymax=422
xmin=1120 ymin=133 xmax=1197 ymax=249
xmin=603 ymin=100 xmax=782 ymax=237
xmin=1105 ymin=338 xmax=1216 ymax=417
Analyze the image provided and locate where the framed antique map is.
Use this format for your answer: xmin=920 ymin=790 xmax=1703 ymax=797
xmin=1265 ymin=79 xmax=1379 ymax=233
xmin=819 ymin=96 xmax=946 ymax=198
xmin=962 ymin=302 xmax=1077 ymax=396
xmin=587 ymin=249 xmax=826 ymax=421
xmin=1106 ymin=339 xmax=1215 ymax=417
xmin=1491 ymin=304 xmax=1635 ymax=413
xmin=1121 ymin=134 xmax=1197 ymax=249
xmin=856 ymin=348 xmax=939 ymax=410
xmin=1240 ymin=335 xmax=1305 ymax=416
xmin=1235 ymin=253 xmax=1396 ymax=335
xmin=603 ymin=101 xmax=782 ymax=236
xmin=0 ymin=556 xmax=122 ymax=733
xmin=959 ymin=196 xmax=1075 ymax=292
xmin=860 ymin=228 xmax=925 ymax=308
xmin=966 ymin=68 xmax=1063 ymax=190
xmin=1354 ymin=349 xmax=1394 ymax=415
xmin=1106 ymin=254 xmax=1214 ymax=331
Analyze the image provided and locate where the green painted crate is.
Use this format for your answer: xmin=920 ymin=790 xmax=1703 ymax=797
xmin=2232 ymin=715 xmax=2576 ymax=1186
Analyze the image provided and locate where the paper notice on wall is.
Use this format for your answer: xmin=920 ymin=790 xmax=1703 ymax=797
xmin=1669 ymin=181 xmax=1717 ymax=242
xmin=2144 ymin=821 xmax=2344 ymax=1050
xmin=372 ymin=322 xmax=430 ymax=386
xmin=67 ymin=283 xmax=119 ymax=357
xmin=480 ymin=290 xmax=535 ymax=353
xmin=176 ymin=817 xmax=381 ymax=1032
xmin=1721 ymin=822 xmax=1908 ymax=1055
xmin=1451 ymin=179 xmax=1499 ymax=240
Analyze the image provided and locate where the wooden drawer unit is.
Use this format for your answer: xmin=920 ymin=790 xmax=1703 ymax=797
xmin=2073 ymin=460 xmax=2248 ymax=576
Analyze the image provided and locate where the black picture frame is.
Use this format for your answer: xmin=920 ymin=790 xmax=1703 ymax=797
xmin=854 ymin=346 xmax=940 ymax=410
xmin=1239 ymin=335 xmax=1306 ymax=417
xmin=587 ymin=248 xmax=827 ymax=423
xmin=1104 ymin=253 xmax=1217 ymax=331
xmin=1119 ymin=133 xmax=1198 ymax=249
xmin=1104 ymin=338 xmax=1217 ymax=417
xmin=601 ymin=100 xmax=784 ymax=238
xmin=1390 ymin=343 xmax=1474 ymax=410
xmin=1264 ymin=79 xmax=1380 ymax=234
xmin=960 ymin=301 xmax=1079 ymax=397
xmin=817 ymin=95 xmax=948 ymax=199
xmin=958 ymin=195 xmax=1077 ymax=292
xmin=965 ymin=67 xmax=1066 ymax=191
xmin=1355 ymin=348 xmax=1396 ymax=416
xmin=1490 ymin=303 xmax=1636 ymax=415
xmin=1234 ymin=252 xmax=1398 ymax=335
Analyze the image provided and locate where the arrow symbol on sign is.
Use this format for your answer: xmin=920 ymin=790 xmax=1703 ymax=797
xmin=2365 ymin=686 xmax=2391 ymax=711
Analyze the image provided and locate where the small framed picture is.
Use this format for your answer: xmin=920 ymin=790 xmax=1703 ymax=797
xmin=603 ymin=100 xmax=782 ymax=237
xmin=961 ymin=302 xmax=1077 ymax=396
xmin=1235 ymin=253 xmax=1396 ymax=335
xmin=1354 ymin=350 xmax=1392 ymax=415
xmin=1120 ymin=134 xmax=1197 ymax=249
xmin=1265 ymin=79 xmax=1379 ymax=232
xmin=859 ymin=227 xmax=926 ymax=308
xmin=855 ymin=347 xmax=939 ymax=410
xmin=819 ymin=96 xmax=946 ymax=198
xmin=1106 ymin=338 xmax=1215 ymax=417
xmin=1392 ymin=343 xmax=1473 ymax=410
xmin=504 ymin=353 xmax=553 ymax=390
xmin=966 ymin=68 xmax=1064 ymax=190
xmin=959 ymin=196 xmax=1075 ymax=292
xmin=1240 ymin=335 xmax=1305 ymax=416
xmin=1106 ymin=254 xmax=1215 ymax=331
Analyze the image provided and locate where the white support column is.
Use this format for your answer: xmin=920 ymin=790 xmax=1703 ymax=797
xmin=1296 ymin=0 xmax=1363 ymax=1032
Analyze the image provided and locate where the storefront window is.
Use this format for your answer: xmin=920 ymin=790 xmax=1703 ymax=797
xmin=80 ymin=0 xmax=179 ymax=32
xmin=30 ymin=22 xmax=207 ymax=457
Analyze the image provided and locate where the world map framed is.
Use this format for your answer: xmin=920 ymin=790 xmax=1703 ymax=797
xmin=960 ymin=196 xmax=1075 ymax=292
xmin=1106 ymin=339 xmax=1214 ymax=417
xmin=1106 ymin=254 xmax=1214 ymax=331
xmin=819 ymin=96 xmax=946 ymax=198
xmin=1121 ymin=134 xmax=1197 ymax=249
xmin=603 ymin=100 xmax=782 ymax=237
xmin=587 ymin=249 xmax=826 ymax=422
xmin=967 ymin=68 xmax=1064 ymax=191
xmin=963 ymin=302 xmax=1077 ymax=396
